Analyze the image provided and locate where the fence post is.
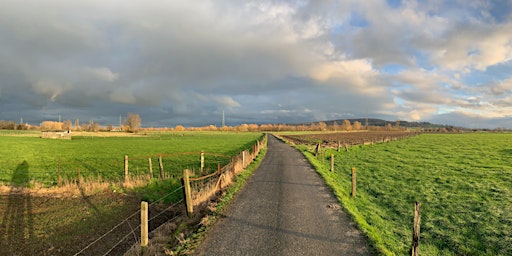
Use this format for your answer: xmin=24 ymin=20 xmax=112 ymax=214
xmin=315 ymin=143 xmax=320 ymax=158
xmin=242 ymin=151 xmax=246 ymax=168
xmin=148 ymin=157 xmax=153 ymax=178
xmin=330 ymin=154 xmax=334 ymax=172
xmin=411 ymin=202 xmax=421 ymax=256
xmin=158 ymin=155 xmax=164 ymax=179
xmin=141 ymin=201 xmax=148 ymax=247
xmin=351 ymin=167 xmax=357 ymax=197
xmin=124 ymin=155 xmax=129 ymax=182
xmin=182 ymin=169 xmax=193 ymax=217
xmin=217 ymin=162 xmax=221 ymax=175
xmin=200 ymin=151 xmax=204 ymax=172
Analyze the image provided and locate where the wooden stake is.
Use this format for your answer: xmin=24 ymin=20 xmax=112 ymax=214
xmin=351 ymin=167 xmax=357 ymax=197
xmin=141 ymin=201 xmax=148 ymax=247
xmin=158 ymin=155 xmax=164 ymax=179
xmin=242 ymin=151 xmax=246 ymax=168
xmin=200 ymin=151 xmax=204 ymax=173
xmin=148 ymin=157 xmax=153 ymax=178
xmin=411 ymin=202 xmax=421 ymax=256
xmin=182 ymin=169 xmax=193 ymax=217
xmin=124 ymin=155 xmax=129 ymax=182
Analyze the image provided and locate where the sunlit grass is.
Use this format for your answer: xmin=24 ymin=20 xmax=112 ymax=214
xmin=0 ymin=131 xmax=263 ymax=185
xmin=299 ymin=133 xmax=512 ymax=255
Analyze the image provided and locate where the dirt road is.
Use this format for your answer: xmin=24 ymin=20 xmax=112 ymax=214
xmin=195 ymin=134 xmax=372 ymax=255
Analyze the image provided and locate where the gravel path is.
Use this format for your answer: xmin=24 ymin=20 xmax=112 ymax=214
xmin=194 ymin=134 xmax=373 ymax=255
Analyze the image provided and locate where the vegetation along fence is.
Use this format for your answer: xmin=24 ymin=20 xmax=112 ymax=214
xmin=72 ymin=134 xmax=267 ymax=255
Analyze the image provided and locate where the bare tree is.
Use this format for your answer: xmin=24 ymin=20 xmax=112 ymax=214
xmin=341 ymin=120 xmax=352 ymax=131
xmin=125 ymin=113 xmax=141 ymax=132
xmin=62 ymin=120 xmax=72 ymax=130
xmin=353 ymin=121 xmax=362 ymax=130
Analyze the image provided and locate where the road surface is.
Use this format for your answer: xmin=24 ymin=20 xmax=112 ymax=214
xmin=195 ymin=134 xmax=372 ymax=255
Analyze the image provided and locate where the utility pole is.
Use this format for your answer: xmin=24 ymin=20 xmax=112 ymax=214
xmin=365 ymin=107 xmax=368 ymax=130
xmin=222 ymin=110 xmax=225 ymax=127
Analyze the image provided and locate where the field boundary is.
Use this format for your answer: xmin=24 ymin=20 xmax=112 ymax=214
xmin=71 ymin=134 xmax=267 ymax=255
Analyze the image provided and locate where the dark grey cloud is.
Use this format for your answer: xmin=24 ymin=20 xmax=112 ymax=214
xmin=1 ymin=0 xmax=512 ymax=129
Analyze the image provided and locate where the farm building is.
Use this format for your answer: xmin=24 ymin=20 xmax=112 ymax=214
xmin=41 ymin=130 xmax=72 ymax=140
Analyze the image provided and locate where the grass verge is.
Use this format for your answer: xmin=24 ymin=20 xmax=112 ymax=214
xmin=292 ymin=133 xmax=512 ymax=255
xmin=171 ymin=143 xmax=268 ymax=255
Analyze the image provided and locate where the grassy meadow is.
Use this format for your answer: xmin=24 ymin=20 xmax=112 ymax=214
xmin=0 ymin=131 xmax=263 ymax=186
xmin=299 ymin=133 xmax=512 ymax=255
xmin=0 ymin=131 xmax=265 ymax=255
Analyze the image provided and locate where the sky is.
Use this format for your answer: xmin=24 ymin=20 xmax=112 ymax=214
xmin=1 ymin=0 xmax=512 ymax=129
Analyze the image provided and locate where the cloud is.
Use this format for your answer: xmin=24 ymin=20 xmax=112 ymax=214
xmin=0 ymin=0 xmax=511 ymax=129
xmin=83 ymin=67 xmax=119 ymax=82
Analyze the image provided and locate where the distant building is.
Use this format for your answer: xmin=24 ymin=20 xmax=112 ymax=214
xmin=41 ymin=130 xmax=72 ymax=140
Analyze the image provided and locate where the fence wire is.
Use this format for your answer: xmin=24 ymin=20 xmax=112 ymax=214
xmin=73 ymin=186 xmax=185 ymax=256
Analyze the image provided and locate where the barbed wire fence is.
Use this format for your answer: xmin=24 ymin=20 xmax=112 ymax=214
xmin=73 ymin=186 xmax=185 ymax=256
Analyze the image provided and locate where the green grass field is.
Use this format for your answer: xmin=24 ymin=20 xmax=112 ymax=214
xmin=0 ymin=131 xmax=263 ymax=186
xmin=300 ymin=133 xmax=512 ymax=255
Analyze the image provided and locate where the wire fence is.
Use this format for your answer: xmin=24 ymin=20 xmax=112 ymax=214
xmin=0 ymin=151 xmax=235 ymax=186
xmin=71 ymin=134 xmax=267 ymax=255
xmin=73 ymin=187 xmax=185 ymax=256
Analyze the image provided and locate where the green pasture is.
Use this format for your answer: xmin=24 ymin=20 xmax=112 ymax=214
xmin=0 ymin=131 xmax=263 ymax=186
xmin=300 ymin=133 xmax=512 ymax=255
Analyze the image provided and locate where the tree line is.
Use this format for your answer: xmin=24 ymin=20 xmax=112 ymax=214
xmin=0 ymin=113 xmax=142 ymax=132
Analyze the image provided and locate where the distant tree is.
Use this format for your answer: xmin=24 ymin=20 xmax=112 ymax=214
xmin=238 ymin=124 xmax=249 ymax=132
xmin=125 ymin=113 xmax=141 ymax=132
xmin=317 ymin=122 xmax=327 ymax=131
xmin=40 ymin=121 xmax=63 ymax=131
xmin=0 ymin=120 xmax=17 ymax=130
xmin=340 ymin=120 xmax=352 ymax=131
xmin=87 ymin=120 xmax=99 ymax=132
xmin=353 ymin=121 xmax=362 ymax=130
xmin=62 ymin=120 xmax=72 ymax=130
xmin=331 ymin=121 xmax=339 ymax=131
xmin=175 ymin=125 xmax=185 ymax=131
xmin=248 ymin=124 xmax=259 ymax=132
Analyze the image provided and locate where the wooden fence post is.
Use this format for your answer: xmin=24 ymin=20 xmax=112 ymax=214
xmin=124 ymin=155 xmax=129 ymax=182
xmin=141 ymin=201 xmax=148 ymax=247
xmin=158 ymin=155 xmax=164 ymax=179
xmin=242 ymin=151 xmax=246 ymax=168
xmin=315 ymin=143 xmax=320 ymax=158
xmin=200 ymin=151 xmax=204 ymax=173
xmin=330 ymin=154 xmax=334 ymax=172
xmin=411 ymin=202 xmax=421 ymax=256
xmin=351 ymin=167 xmax=357 ymax=197
xmin=148 ymin=157 xmax=153 ymax=178
xmin=217 ymin=162 xmax=221 ymax=175
xmin=182 ymin=169 xmax=193 ymax=217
